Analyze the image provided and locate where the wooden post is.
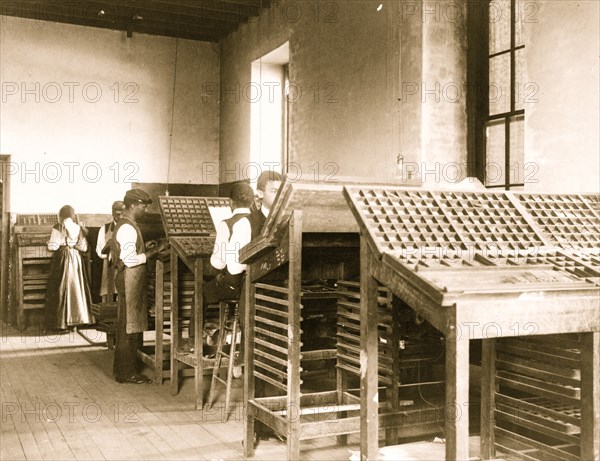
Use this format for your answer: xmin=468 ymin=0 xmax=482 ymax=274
xmin=287 ymin=211 xmax=302 ymax=461
xmin=170 ymin=248 xmax=180 ymax=395
xmin=155 ymin=258 xmax=164 ymax=385
xmin=445 ymin=313 xmax=470 ymax=461
xmin=386 ymin=294 xmax=400 ymax=445
xmin=15 ymin=245 xmax=24 ymax=329
xmin=243 ymin=263 xmax=256 ymax=457
xmin=360 ymin=239 xmax=379 ymax=461
xmin=480 ymin=339 xmax=496 ymax=459
xmin=580 ymin=332 xmax=599 ymax=461
xmin=194 ymin=256 xmax=203 ymax=410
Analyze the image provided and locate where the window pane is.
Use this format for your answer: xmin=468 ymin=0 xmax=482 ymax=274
xmin=509 ymin=115 xmax=525 ymax=185
xmin=514 ymin=0 xmax=524 ymax=47
xmin=489 ymin=54 xmax=511 ymax=115
xmin=514 ymin=48 xmax=525 ymax=111
xmin=485 ymin=119 xmax=506 ymax=187
xmin=489 ymin=0 xmax=511 ymax=54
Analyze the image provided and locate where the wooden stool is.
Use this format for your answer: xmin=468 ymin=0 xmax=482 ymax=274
xmin=207 ymin=300 xmax=242 ymax=420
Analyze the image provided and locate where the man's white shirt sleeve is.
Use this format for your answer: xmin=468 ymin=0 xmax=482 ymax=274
xmin=116 ymin=224 xmax=147 ymax=268
xmin=96 ymin=225 xmax=107 ymax=259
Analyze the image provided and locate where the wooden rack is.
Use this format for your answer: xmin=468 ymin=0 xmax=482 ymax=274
xmin=138 ymin=252 xmax=195 ymax=384
xmin=158 ymin=195 xmax=230 ymax=409
xmin=493 ymin=334 xmax=583 ymax=461
xmin=336 ymin=280 xmax=446 ymax=444
xmin=11 ymin=214 xmax=58 ymax=329
xmin=343 ymin=186 xmax=600 ymax=461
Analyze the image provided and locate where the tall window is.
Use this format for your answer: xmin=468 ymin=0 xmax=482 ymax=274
xmin=486 ymin=0 xmax=525 ymax=189
xmin=250 ymin=42 xmax=289 ymax=182
xmin=468 ymin=0 xmax=526 ymax=190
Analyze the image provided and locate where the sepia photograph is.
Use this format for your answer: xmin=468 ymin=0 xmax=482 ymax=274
xmin=0 ymin=1 xmax=598 ymax=460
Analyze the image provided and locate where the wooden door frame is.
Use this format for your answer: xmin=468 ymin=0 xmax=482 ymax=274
xmin=1 ymin=155 xmax=11 ymax=324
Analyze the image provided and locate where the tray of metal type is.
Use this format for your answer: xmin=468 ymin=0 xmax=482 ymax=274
xmin=491 ymin=249 xmax=600 ymax=280
xmin=584 ymin=192 xmax=600 ymax=213
xmin=169 ymin=236 xmax=216 ymax=259
xmin=15 ymin=233 xmax=50 ymax=247
xmin=415 ymin=264 xmax=592 ymax=295
xmin=516 ymin=192 xmax=600 ymax=249
xmin=435 ymin=190 xmax=548 ymax=251
xmin=343 ymin=187 xmax=549 ymax=261
xmin=158 ymin=196 xmax=230 ymax=236
xmin=343 ymin=188 xmax=465 ymax=255
xmin=568 ymin=249 xmax=600 ymax=285
xmin=16 ymin=214 xmax=60 ymax=226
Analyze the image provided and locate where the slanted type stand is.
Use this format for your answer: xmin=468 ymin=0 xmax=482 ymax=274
xmin=157 ymin=196 xmax=230 ymax=409
xmin=343 ymin=186 xmax=600 ymax=461
xmin=240 ymin=180 xmax=447 ymax=461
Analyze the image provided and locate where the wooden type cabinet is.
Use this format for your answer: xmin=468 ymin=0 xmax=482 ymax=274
xmin=242 ymin=211 xmax=360 ymax=461
xmin=11 ymin=215 xmax=58 ymax=330
xmin=343 ymin=186 xmax=600 ymax=461
xmin=12 ymin=233 xmax=52 ymax=329
xmin=240 ymin=182 xmax=361 ymax=460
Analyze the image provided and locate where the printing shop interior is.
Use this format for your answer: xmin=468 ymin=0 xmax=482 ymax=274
xmin=0 ymin=1 xmax=598 ymax=460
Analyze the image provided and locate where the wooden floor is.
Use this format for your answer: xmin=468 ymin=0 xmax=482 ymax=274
xmin=1 ymin=322 xmax=511 ymax=461
xmin=1 ymin=323 xmax=365 ymax=460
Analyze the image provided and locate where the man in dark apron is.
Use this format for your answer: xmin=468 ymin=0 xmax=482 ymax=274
xmin=111 ymin=189 xmax=167 ymax=384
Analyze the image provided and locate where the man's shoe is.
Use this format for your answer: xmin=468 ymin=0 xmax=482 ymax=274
xmin=255 ymin=428 xmax=286 ymax=443
xmin=273 ymin=433 xmax=286 ymax=443
xmin=116 ymin=375 xmax=152 ymax=384
xmin=179 ymin=341 xmax=194 ymax=354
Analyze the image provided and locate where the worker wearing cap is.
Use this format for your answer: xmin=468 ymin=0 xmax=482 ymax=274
xmin=110 ymin=189 xmax=168 ymax=384
xmin=96 ymin=200 xmax=125 ymax=299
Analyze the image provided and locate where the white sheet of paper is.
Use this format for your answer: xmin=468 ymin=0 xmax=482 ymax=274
xmin=208 ymin=206 xmax=232 ymax=229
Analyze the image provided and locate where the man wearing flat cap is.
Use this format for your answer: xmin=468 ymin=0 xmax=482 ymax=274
xmin=96 ymin=200 xmax=125 ymax=300
xmin=110 ymin=189 xmax=167 ymax=384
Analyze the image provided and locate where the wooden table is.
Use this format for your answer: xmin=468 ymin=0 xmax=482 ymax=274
xmin=343 ymin=186 xmax=600 ymax=461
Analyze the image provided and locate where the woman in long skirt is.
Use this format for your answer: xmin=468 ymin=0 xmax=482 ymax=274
xmin=44 ymin=205 xmax=94 ymax=331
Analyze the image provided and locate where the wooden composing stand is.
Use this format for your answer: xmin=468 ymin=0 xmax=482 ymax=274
xmin=240 ymin=180 xmax=447 ymax=460
xmin=343 ymin=186 xmax=600 ymax=461
xmin=12 ymin=214 xmax=58 ymax=329
xmin=158 ymin=196 xmax=230 ymax=409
